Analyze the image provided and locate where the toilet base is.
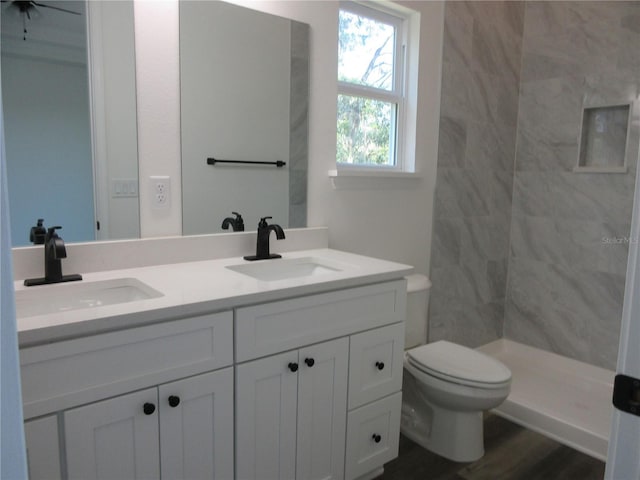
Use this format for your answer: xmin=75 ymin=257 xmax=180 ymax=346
xmin=401 ymin=404 xmax=484 ymax=462
xmin=400 ymin=405 xmax=484 ymax=462
xmin=401 ymin=369 xmax=490 ymax=463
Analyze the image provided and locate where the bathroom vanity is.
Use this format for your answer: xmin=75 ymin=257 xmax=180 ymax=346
xmin=16 ymin=248 xmax=411 ymax=480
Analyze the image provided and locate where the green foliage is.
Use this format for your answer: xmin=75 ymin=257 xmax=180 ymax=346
xmin=337 ymin=9 xmax=397 ymax=166
xmin=338 ymin=10 xmax=394 ymax=89
xmin=337 ymin=95 xmax=394 ymax=166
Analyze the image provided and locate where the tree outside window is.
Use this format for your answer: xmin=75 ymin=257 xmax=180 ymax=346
xmin=337 ymin=3 xmax=404 ymax=169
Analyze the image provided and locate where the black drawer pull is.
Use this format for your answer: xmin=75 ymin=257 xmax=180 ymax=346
xmin=372 ymin=433 xmax=382 ymax=443
xmin=143 ymin=403 xmax=156 ymax=415
xmin=288 ymin=362 xmax=299 ymax=372
xmin=168 ymin=395 xmax=181 ymax=408
xmin=304 ymin=358 xmax=315 ymax=367
xmin=375 ymin=361 xmax=385 ymax=371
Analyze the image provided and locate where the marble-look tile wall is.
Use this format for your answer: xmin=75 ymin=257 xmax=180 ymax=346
xmin=428 ymin=2 xmax=525 ymax=347
xmin=288 ymin=21 xmax=309 ymax=228
xmin=504 ymin=2 xmax=640 ymax=370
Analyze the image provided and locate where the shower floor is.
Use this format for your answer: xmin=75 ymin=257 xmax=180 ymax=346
xmin=477 ymin=339 xmax=614 ymax=461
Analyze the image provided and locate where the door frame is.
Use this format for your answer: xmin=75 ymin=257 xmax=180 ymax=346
xmin=605 ymin=139 xmax=640 ymax=478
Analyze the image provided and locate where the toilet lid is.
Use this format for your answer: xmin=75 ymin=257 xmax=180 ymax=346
xmin=407 ymin=341 xmax=511 ymax=385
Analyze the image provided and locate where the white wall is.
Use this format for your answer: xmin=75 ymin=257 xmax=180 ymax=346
xmin=135 ymin=0 xmax=443 ymax=276
xmin=134 ymin=0 xmax=182 ymax=238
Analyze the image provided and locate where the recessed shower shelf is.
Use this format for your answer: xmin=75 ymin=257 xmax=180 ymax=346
xmin=576 ymin=103 xmax=631 ymax=173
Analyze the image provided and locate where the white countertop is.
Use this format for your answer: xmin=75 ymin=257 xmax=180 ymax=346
xmin=15 ymin=248 xmax=413 ymax=347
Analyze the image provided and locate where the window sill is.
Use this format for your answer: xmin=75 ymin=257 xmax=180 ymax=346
xmin=328 ymin=169 xmax=423 ymax=189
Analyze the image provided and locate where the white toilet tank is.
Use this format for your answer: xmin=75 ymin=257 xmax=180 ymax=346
xmin=405 ymin=274 xmax=432 ymax=349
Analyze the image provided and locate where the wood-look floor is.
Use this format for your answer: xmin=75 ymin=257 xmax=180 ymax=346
xmin=381 ymin=415 xmax=606 ymax=480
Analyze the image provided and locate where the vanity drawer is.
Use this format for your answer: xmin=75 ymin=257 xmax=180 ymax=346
xmin=235 ymin=279 xmax=406 ymax=362
xmin=348 ymin=323 xmax=404 ymax=409
xmin=345 ymin=392 xmax=402 ymax=480
xmin=21 ymin=311 xmax=233 ymax=419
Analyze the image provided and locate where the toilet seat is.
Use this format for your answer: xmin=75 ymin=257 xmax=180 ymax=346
xmin=406 ymin=340 xmax=511 ymax=389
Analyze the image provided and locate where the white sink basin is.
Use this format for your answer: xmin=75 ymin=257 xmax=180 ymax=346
xmin=15 ymin=278 xmax=163 ymax=318
xmin=226 ymin=256 xmax=344 ymax=282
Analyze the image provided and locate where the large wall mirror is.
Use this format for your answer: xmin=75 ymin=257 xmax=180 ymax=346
xmin=2 ymin=0 xmax=309 ymax=247
xmin=1 ymin=0 xmax=139 ymax=247
xmin=180 ymin=1 xmax=309 ymax=234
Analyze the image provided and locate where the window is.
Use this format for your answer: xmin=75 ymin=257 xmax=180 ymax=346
xmin=337 ymin=2 xmax=407 ymax=171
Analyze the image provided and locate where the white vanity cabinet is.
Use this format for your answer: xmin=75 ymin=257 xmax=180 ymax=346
xmin=20 ymin=311 xmax=234 ymax=480
xmin=65 ymin=368 xmax=234 ymax=480
xmin=235 ymin=279 xmax=406 ymax=480
xmin=20 ymin=274 xmax=408 ymax=480
xmin=236 ymin=338 xmax=348 ymax=480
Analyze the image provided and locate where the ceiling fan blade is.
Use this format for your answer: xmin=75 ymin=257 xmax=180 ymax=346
xmin=31 ymin=2 xmax=80 ymax=15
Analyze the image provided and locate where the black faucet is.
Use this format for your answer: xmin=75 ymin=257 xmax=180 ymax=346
xmin=244 ymin=217 xmax=285 ymax=261
xmin=24 ymin=226 xmax=83 ymax=286
xmin=29 ymin=218 xmax=47 ymax=244
xmin=221 ymin=212 xmax=245 ymax=232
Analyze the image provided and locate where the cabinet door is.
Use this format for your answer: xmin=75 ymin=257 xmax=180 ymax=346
xmin=297 ymin=338 xmax=348 ymax=480
xmin=159 ymin=367 xmax=234 ymax=480
xmin=24 ymin=415 xmax=61 ymax=480
xmin=236 ymin=350 xmax=299 ymax=480
xmin=65 ymin=388 xmax=160 ymax=480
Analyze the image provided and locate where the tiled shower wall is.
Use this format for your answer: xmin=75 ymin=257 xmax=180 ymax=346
xmin=429 ymin=1 xmax=640 ymax=370
xmin=288 ymin=21 xmax=309 ymax=228
xmin=428 ymin=2 xmax=524 ymax=347
xmin=504 ymin=2 xmax=640 ymax=370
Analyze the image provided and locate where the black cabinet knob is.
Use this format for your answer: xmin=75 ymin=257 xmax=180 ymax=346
xmin=288 ymin=362 xmax=299 ymax=372
xmin=375 ymin=361 xmax=385 ymax=371
xmin=143 ymin=403 xmax=156 ymax=415
xmin=372 ymin=434 xmax=382 ymax=443
xmin=168 ymin=395 xmax=181 ymax=408
xmin=304 ymin=358 xmax=315 ymax=367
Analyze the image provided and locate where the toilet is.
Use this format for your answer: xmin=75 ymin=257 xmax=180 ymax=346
xmin=401 ymin=274 xmax=512 ymax=462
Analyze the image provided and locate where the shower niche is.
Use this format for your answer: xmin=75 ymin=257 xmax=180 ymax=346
xmin=575 ymin=103 xmax=632 ymax=173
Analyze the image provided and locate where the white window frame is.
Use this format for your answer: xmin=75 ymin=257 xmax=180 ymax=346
xmin=336 ymin=1 xmax=412 ymax=173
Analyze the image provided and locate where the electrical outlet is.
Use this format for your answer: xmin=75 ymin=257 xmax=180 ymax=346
xmin=149 ymin=176 xmax=171 ymax=209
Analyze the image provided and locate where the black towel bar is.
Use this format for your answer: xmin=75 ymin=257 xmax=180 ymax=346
xmin=206 ymin=158 xmax=286 ymax=168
